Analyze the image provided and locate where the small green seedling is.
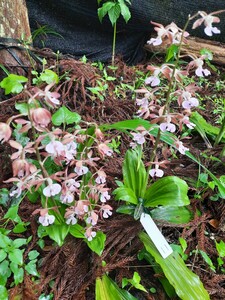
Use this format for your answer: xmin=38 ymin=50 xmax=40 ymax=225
xmin=122 ymin=271 xmax=147 ymax=293
xmin=98 ymin=0 xmax=131 ymax=65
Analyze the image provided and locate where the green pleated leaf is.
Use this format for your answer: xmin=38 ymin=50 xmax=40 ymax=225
xmin=144 ymin=176 xmax=189 ymax=207
xmin=69 ymin=224 xmax=85 ymax=239
xmin=139 ymin=232 xmax=210 ymax=300
xmin=96 ymin=274 xmax=137 ymax=300
xmin=123 ymin=149 xmax=147 ymax=199
xmin=86 ymin=231 xmax=106 ymax=256
xmin=102 ymin=119 xmax=152 ymax=132
xmin=116 ymin=205 xmax=135 ymax=216
xmin=150 ymin=206 xmax=193 ymax=224
xmin=113 ymin=186 xmax=138 ymax=204
xmin=45 ymin=224 xmax=69 ymax=246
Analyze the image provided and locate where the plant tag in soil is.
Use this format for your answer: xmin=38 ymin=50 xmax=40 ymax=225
xmin=140 ymin=213 xmax=173 ymax=259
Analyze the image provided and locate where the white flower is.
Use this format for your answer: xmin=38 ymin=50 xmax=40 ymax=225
xmin=85 ymin=228 xmax=97 ymax=241
xmin=66 ymin=214 xmax=77 ymax=225
xmin=43 ymin=182 xmax=62 ymax=197
xmin=45 ymin=140 xmax=65 ymax=157
xmin=64 ymin=141 xmax=77 ymax=160
xmin=131 ymin=132 xmax=146 ymax=145
xmin=145 ymin=75 xmax=160 ymax=87
xmin=100 ymin=191 xmax=111 ymax=203
xmin=39 ymin=213 xmax=55 ymax=226
xmin=160 ymin=122 xmax=176 ymax=133
xmin=175 ymin=141 xmax=189 ymax=154
xmin=74 ymin=165 xmax=89 ymax=176
xmin=60 ymin=191 xmax=74 ymax=204
xmin=149 ymin=167 xmax=164 ymax=178
xmin=95 ymin=170 xmax=106 ymax=184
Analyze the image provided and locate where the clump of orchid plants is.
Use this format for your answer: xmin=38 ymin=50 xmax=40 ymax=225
xmin=0 ymin=83 xmax=113 ymax=245
xmin=130 ymin=10 xmax=225 ymax=178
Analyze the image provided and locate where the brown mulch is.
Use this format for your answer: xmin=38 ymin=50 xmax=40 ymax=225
xmin=1 ymin=49 xmax=225 ymax=299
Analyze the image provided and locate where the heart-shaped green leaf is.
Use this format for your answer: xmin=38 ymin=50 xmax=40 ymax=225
xmin=52 ymin=106 xmax=81 ymax=126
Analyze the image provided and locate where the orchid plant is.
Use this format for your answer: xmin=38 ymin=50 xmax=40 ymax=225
xmin=0 ymin=81 xmax=114 ymax=251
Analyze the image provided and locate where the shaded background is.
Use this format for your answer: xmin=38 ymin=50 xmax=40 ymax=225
xmin=26 ymin=1 xmax=225 ymax=64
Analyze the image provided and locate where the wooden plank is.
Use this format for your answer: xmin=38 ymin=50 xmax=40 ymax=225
xmin=144 ymin=37 xmax=225 ymax=66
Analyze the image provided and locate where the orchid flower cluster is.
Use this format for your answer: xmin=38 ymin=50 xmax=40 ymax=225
xmin=0 ymin=84 xmax=113 ymax=242
xmin=131 ymin=11 xmax=224 ymax=178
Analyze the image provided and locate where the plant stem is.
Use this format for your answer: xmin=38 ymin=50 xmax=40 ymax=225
xmin=214 ymin=116 xmax=225 ymax=146
xmin=112 ymin=22 xmax=117 ymax=66
xmin=148 ymin=16 xmax=191 ymax=165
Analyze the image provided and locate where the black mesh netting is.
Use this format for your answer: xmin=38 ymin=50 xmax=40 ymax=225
xmin=26 ymin=0 xmax=225 ymax=64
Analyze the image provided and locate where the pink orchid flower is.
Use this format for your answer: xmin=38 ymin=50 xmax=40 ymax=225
xmin=192 ymin=11 xmax=223 ymax=36
xmin=0 ymin=122 xmax=12 ymax=143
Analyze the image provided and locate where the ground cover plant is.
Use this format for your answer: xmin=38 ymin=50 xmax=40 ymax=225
xmin=1 ymin=7 xmax=225 ymax=300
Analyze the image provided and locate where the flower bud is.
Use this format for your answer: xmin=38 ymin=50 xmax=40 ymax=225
xmin=0 ymin=122 xmax=12 ymax=143
xmin=30 ymin=108 xmax=51 ymax=128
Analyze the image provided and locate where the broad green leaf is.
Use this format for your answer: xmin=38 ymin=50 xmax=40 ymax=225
xmin=39 ymin=69 xmax=59 ymax=84
xmin=139 ymin=232 xmax=210 ymax=300
xmin=102 ymin=119 xmax=152 ymax=132
xmin=144 ymin=176 xmax=189 ymax=207
xmin=52 ymin=106 xmax=81 ymax=126
xmin=12 ymin=238 xmax=27 ymax=248
xmin=108 ymin=4 xmax=121 ymax=25
xmin=0 ymin=285 xmax=8 ymax=300
xmin=13 ymin=266 xmax=24 ymax=285
xmin=113 ymin=186 xmax=138 ymax=204
xmin=0 ymin=250 xmax=7 ymax=263
xmin=118 ymin=0 xmax=131 ymax=23
xmin=116 ymin=204 xmax=135 ymax=215
xmin=13 ymin=222 xmax=29 ymax=234
xmin=4 ymin=205 xmax=21 ymax=223
xmin=96 ymin=274 xmax=137 ymax=300
xmin=0 ymin=233 xmax=11 ymax=248
xmin=0 ymin=261 xmax=11 ymax=286
xmin=25 ymin=260 xmax=39 ymax=277
xmin=86 ymin=231 xmax=106 ymax=256
xmin=28 ymin=250 xmax=40 ymax=260
xmin=123 ymin=149 xmax=147 ymax=199
xmin=8 ymin=249 xmax=24 ymax=265
xmin=150 ymin=206 xmax=193 ymax=224
xmin=0 ymin=74 xmax=28 ymax=95
xmin=98 ymin=2 xmax=115 ymax=22
xmin=138 ymin=249 xmax=176 ymax=298
xmin=45 ymin=224 xmax=69 ymax=246
xmin=69 ymin=224 xmax=85 ymax=239
xmin=216 ymin=240 xmax=225 ymax=258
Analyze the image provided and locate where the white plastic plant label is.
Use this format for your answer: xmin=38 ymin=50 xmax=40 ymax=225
xmin=140 ymin=213 xmax=173 ymax=259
